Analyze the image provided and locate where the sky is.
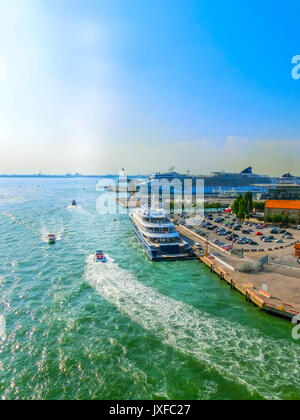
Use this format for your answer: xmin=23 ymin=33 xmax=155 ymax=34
xmin=0 ymin=0 xmax=300 ymax=175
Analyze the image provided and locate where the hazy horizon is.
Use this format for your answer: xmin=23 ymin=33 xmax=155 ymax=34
xmin=0 ymin=0 xmax=300 ymax=176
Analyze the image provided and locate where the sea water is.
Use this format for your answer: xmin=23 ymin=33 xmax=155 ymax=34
xmin=0 ymin=178 xmax=299 ymax=400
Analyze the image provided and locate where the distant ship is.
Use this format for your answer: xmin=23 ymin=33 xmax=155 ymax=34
xmin=202 ymin=167 xmax=272 ymax=187
xmin=278 ymin=173 xmax=300 ymax=185
xmin=129 ymin=208 xmax=193 ymax=261
xmin=143 ymin=167 xmax=272 ymax=188
xmin=148 ymin=171 xmax=189 ymax=182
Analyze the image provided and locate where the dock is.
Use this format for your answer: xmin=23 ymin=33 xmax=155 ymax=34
xmin=176 ymin=224 xmax=300 ymax=321
xmin=116 ymin=197 xmax=140 ymax=209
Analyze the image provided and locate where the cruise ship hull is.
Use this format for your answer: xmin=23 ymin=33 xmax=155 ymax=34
xmin=203 ymin=176 xmax=272 ymax=187
xmin=145 ymin=169 xmax=272 ymax=189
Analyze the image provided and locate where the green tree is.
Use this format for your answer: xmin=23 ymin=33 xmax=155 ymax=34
xmin=244 ymin=192 xmax=253 ymax=218
xmin=282 ymin=214 xmax=290 ymax=226
xmin=232 ymin=195 xmax=243 ymax=217
xmin=253 ymin=201 xmax=265 ymax=211
xmin=265 ymin=215 xmax=273 ymax=223
xmin=237 ymin=197 xmax=247 ymax=220
xmin=273 ymin=214 xmax=282 ymax=225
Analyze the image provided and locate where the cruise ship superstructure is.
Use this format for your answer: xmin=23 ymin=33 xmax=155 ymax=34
xmin=129 ymin=208 xmax=193 ymax=261
xmin=279 ymin=173 xmax=300 ymax=185
xmin=140 ymin=167 xmax=272 ymax=192
xmin=202 ymin=167 xmax=272 ymax=187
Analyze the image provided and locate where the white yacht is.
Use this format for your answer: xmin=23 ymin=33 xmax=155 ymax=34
xmin=129 ymin=208 xmax=193 ymax=261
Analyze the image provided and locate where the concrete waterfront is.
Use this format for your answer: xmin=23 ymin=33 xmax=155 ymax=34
xmin=175 ymin=221 xmax=300 ymax=321
xmin=116 ymin=196 xmax=300 ymax=320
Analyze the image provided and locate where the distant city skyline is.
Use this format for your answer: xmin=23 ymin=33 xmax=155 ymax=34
xmin=0 ymin=0 xmax=300 ymax=176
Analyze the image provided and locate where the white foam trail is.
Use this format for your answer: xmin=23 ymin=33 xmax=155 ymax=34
xmin=1 ymin=211 xmax=37 ymax=236
xmin=41 ymin=226 xmax=64 ymax=242
xmin=84 ymin=255 xmax=300 ymax=400
xmin=66 ymin=204 xmax=83 ymax=211
xmin=1 ymin=210 xmax=65 ymax=243
xmin=0 ymin=195 xmax=27 ymax=206
xmin=66 ymin=204 xmax=95 ymax=218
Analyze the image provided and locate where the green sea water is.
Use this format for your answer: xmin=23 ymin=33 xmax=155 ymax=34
xmin=0 ymin=178 xmax=299 ymax=400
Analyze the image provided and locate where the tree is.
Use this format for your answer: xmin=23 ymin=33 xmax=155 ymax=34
xmin=282 ymin=214 xmax=290 ymax=226
xmin=244 ymin=192 xmax=253 ymax=218
xmin=253 ymin=201 xmax=265 ymax=211
xmin=237 ymin=197 xmax=247 ymax=220
xmin=232 ymin=195 xmax=243 ymax=217
xmin=273 ymin=214 xmax=282 ymax=225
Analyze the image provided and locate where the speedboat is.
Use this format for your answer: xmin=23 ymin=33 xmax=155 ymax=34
xmin=95 ymin=250 xmax=107 ymax=263
xmin=48 ymin=234 xmax=56 ymax=244
xmin=72 ymin=200 xmax=77 ymax=206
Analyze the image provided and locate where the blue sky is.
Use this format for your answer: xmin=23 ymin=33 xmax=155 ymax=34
xmin=0 ymin=0 xmax=300 ymax=174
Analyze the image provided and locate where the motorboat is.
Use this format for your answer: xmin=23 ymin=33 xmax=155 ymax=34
xmin=95 ymin=250 xmax=107 ymax=263
xmin=48 ymin=234 xmax=56 ymax=244
xmin=72 ymin=200 xmax=77 ymax=206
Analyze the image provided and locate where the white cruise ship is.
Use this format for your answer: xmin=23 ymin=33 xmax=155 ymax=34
xmin=129 ymin=208 xmax=193 ymax=261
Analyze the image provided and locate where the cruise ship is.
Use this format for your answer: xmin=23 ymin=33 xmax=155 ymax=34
xmin=202 ymin=167 xmax=272 ymax=187
xmin=129 ymin=208 xmax=194 ymax=261
xmin=278 ymin=173 xmax=300 ymax=185
xmin=142 ymin=167 xmax=272 ymax=190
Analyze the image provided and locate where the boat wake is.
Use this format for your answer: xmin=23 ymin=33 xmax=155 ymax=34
xmin=66 ymin=204 xmax=95 ymax=218
xmin=0 ymin=194 xmax=27 ymax=206
xmin=84 ymin=255 xmax=300 ymax=400
xmin=66 ymin=204 xmax=83 ymax=211
xmin=41 ymin=227 xmax=64 ymax=243
xmin=1 ymin=211 xmax=38 ymax=237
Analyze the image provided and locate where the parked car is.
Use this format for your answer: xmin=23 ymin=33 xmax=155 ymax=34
xmin=263 ymin=238 xmax=273 ymax=242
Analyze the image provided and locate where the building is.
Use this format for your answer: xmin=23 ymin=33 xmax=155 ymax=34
xmin=265 ymin=200 xmax=300 ymax=224
xmin=295 ymin=244 xmax=300 ymax=258
xmin=267 ymin=184 xmax=300 ymax=200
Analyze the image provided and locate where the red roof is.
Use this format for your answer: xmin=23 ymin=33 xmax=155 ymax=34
xmin=295 ymin=243 xmax=300 ymax=250
xmin=265 ymin=200 xmax=300 ymax=210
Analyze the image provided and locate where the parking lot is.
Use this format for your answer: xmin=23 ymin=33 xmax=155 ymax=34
xmin=174 ymin=212 xmax=300 ymax=256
